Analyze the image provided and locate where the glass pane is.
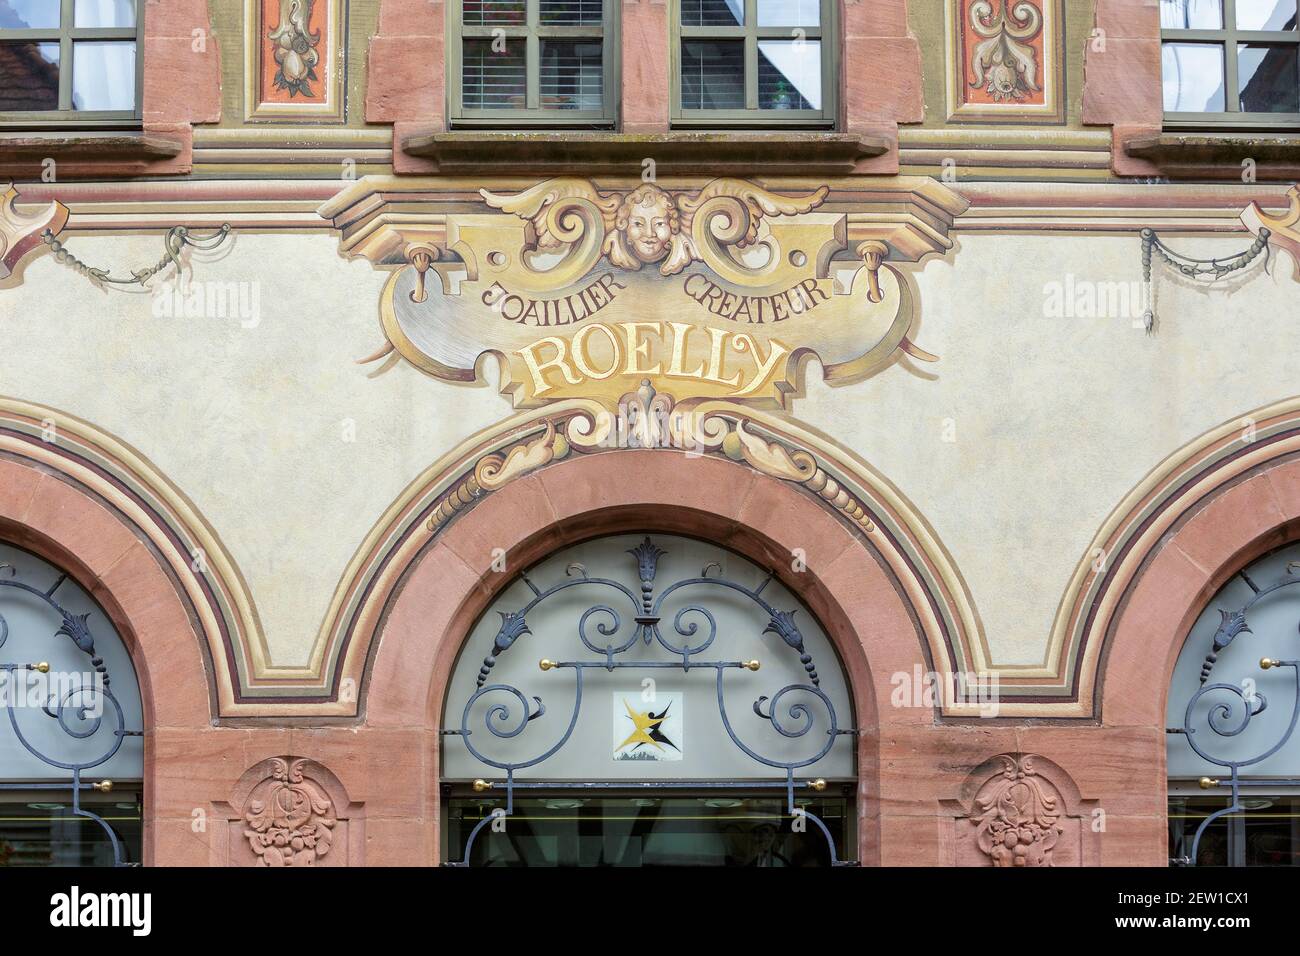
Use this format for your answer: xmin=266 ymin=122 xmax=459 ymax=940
xmin=462 ymin=0 xmax=525 ymax=26
xmin=540 ymin=38 xmax=602 ymax=110
xmin=0 ymin=41 xmax=59 ymax=111
xmin=0 ymin=0 xmax=60 ymax=29
xmin=1236 ymin=0 xmax=1298 ymax=30
xmin=448 ymin=793 xmax=851 ymax=867
xmin=757 ymin=0 xmax=819 ymax=26
xmin=758 ymin=39 xmax=821 ymax=109
xmin=680 ymin=39 xmax=744 ymax=109
xmin=680 ymin=0 xmax=743 ymax=27
xmin=1160 ymin=0 xmax=1223 ymax=29
xmin=0 ymin=793 xmax=142 ymax=867
xmin=1168 ymin=798 xmax=1231 ymax=865
xmin=539 ymin=0 xmax=602 ymax=25
xmin=72 ymin=40 xmax=135 ymax=110
xmin=1242 ymin=796 xmax=1300 ymax=866
xmin=462 ymin=37 xmax=525 ymax=109
xmin=1239 ymin=42 xmax=1300 ymax=111
xmin=74 ymin=0 xmax=135 ymax=28
xmin=1162 ymin=42 xmax=1226 ymax=111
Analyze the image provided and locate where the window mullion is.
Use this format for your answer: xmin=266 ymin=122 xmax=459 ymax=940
xmin=59 ymin=0 xmax=73 ymax=110
xmin=526 ymin=0 xmax=540 ymax=110
xmin=744 ymin=0 xmax=758 ymax=110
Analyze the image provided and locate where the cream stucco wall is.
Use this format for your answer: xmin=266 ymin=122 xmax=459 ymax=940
xmin=1 ymin=230 xmax=1294 ymax=669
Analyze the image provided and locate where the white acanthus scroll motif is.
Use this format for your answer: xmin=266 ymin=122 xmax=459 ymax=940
xmin=968 ymin=0 xmax=1043 ymax=101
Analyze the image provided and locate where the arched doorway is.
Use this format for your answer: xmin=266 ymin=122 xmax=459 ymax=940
xmin=1168 ymin=541 xmax=1300 ymax=867
xmin=0 ymin=543 xmax=144 ymax=866
xmin=439 ymin=533 xmax=857 ymax=866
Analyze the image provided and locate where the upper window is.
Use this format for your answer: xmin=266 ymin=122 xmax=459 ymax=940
xmin=0 ymin=0 xmax=141 ymax=128
xmin=673 ymin=0 xmax=836 ymax=127
xmin=449 ymin=0 xmax=618 ymax=127
xmin=1161 ymin=0 xmax=1300 ymax=128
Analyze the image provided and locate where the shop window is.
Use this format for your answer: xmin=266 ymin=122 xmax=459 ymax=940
xmin=448 ymin=0 xmax=618 ymax=127
xmin=672 ymin=0 xmax=837 ymax=128
xmin=441 ymin=533 xmax=857 ymax=867
xmin=1160 ymin=0 xmax=1300 ymax=128
xmin=0 ymin=544 xmax=144 ymax=866
xmin=1167 ymin=541 xmax=1300 ymax=866
xmin=0 ymin=0 xmax=143 ymax=128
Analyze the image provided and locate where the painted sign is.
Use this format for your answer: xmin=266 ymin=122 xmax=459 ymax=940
xmin=373 ymin=178 xmax=927 ymax=410
xmin=613 ymin=692 xmax=683 ymax=762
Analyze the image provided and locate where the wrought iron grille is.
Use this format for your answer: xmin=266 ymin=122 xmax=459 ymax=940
xmin=0 ymin=560 xmax=143 ymax=866
xmin=1172 ymin=562 xmax=1300 ymax=866
xmin=443 ymin=536 xmax=859 ymax=866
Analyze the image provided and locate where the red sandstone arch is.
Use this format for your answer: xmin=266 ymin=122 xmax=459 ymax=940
xmin=1100 ymin=453 xmax=1300 ymax=733
xmin=366 ymin=448 xmax=936 ymax=864
xmin=0 ymin=454 xmax=214 ymax=866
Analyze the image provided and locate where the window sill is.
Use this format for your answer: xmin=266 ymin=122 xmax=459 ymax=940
xmin=0 ymin=131 xmax=185 ymax=175
xmin=401 ymin=130 xmax=889 ymax=175
xmin=1124 ymin=132 xmax=1300 ymax=178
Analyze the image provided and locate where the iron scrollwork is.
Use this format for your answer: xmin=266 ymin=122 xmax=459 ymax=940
xmin=1174 ymin=564 xmax=1300 ymax=865
xmin=0 ymin=564 xmax=142 ymax=866
xmin=447 ymin=536 xmax=858 ymax=866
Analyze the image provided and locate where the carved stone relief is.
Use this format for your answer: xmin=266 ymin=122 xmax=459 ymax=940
xmin=942 ymin=752 xmax=1099 ymax=866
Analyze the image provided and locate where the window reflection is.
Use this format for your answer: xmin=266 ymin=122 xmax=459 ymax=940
xmin=448 ymin=792 xmax=851 ymax=867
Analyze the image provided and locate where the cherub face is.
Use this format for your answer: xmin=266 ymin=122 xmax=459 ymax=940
xmin=624 ymin=194 xmax=673 ymax=262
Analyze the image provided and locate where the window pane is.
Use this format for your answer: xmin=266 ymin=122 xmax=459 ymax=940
xmin=448 ymin=793 xmax=851 ymax=867
xmin=72 ymin=40 xmax=135 ymax=110
xmin=1162 ymin=42 xmax=1226 ymax=111
xmin=1160 ymin=0 xmax=1223 ymax=29
xmin=1239 ymin=42 xmax=1300 ymax=111
xmin=756 ymin=0 xmax=819 ymax=26
xmin=540 ymin=39 xmax=602 ymax=110
xmin=1236 ymin=0 xmax=1298 ymax=30
xmin=0 ymin=794 xmax=142 ymax=867
xmin=74 ymin=0 xmax=135 ymax=28
xmin=0 ymin=41 xmax=59 ymax=111
xmin=758 ymin=39 xmax=821 ymax=109
xmin=680 ymin=39 xmax=744 ymax=109
xmin=462 ymin=37 xmax=525 ymax=109
xmin=463 ymin=0 xmax=526 ymax=26
xmin=539 ymin=0 xmax=602 ymax=25
xmin=681 ymin=0 xmax=743 ymax=27
xmin=0 ymin=1 xmax=60 ymax=29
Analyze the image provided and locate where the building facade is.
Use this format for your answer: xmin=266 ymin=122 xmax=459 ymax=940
xmin=0 ymin=0 xmax=1299 ymax=867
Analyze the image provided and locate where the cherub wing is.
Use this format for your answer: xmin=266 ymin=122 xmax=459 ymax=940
xmin=676 ymin=179 xmax=830 ymax=249
xmin=480 ymin=178 xmax=620 ymax=251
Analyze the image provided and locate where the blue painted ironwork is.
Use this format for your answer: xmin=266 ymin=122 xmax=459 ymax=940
xmin=0 ymin=563 xmax=143 ymax=866
xmin=1175 ymin=565 xmax=1300 ymax=866
xmin=446 ymin=536 xmax=858 ymax=866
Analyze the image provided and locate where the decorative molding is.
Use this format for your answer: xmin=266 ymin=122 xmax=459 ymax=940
xmin=1243 ymin=185 xmax=1300 ymax=280
xmin=219 ymin=756 xmax=363 ymax=866
xmin=946 ymin=0 xmax=1064 ymax=124
xmin=318 ymin=175 xmax=966 ymax=267
xmin=400 ymin=131 xmax=889 ymax=175
xmin=244 ymin=0 xmax=346 ymax=122
xmin=0 ymin=184 xmax=67 ymax=282
xmin=1052 ymin=396 xmax=1300 ymax=719
xmin=942 ymin=753 xmax=1099 ymax=866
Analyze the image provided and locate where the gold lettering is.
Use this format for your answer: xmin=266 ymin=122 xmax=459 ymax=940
xmin=572 ymin=323 xmax=621 ymax=380
xmin=703 ymin=327 xmax=742 ymax=387
xmin=518 ymin=336 xmax=582 ymax=396
xmin=666 ymin=321 xmax=706 ymax=379
xmin=621 ymin=321 xmax=662 ymax=376
xmin=730 ymin=333 xmax=791 ymax=397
